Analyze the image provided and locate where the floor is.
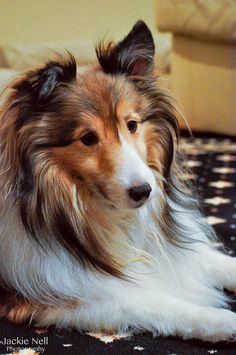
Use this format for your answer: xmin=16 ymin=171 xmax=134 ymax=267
xmin=0 ymin=132 xmax=236 ymax=355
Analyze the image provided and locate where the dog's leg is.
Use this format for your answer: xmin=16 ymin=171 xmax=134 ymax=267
xmin=34 ymin=289 xmax=236 ymax=342
xmin=203 ymin=247 xmax=236 ymax=293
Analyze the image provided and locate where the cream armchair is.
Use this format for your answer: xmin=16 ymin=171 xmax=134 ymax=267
xmin=156 ymin=0 xmax=236 ymax=135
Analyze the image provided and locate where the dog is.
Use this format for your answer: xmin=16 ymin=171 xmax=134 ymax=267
xmin=0 ymin=20 xmax=236 ymax=343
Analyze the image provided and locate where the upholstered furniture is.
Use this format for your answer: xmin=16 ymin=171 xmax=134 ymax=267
xmin=0 ymin=34 xmax=171 ymax=96
xmin=156 ymin=0 xmax=236 ymax=135
xmin=0 ymin=40 xmax=98 ymax=95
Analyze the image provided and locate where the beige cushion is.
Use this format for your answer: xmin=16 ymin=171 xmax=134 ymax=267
xmin=0 ymin=35 xmax=172 ymax=73
xmin=0 ymin=68 xmax=19 ymax=97
xmin=171 ymin=35 xmax=236 ymax=135
xmin=0 ymin=46 xmax=7 ymax=67
xmin=155 ymin=33 xmax=172 ymax=73
xmin=156 ymin=0 xmax=236 ymax=43
xmin=0 ymin=40 xmax=97 ymax=70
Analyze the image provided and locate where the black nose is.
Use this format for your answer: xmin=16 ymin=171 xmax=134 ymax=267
xmin=128 ymin=183 xmax=152 ymax=202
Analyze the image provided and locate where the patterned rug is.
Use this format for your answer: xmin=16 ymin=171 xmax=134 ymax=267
xmin=0 ymin=133 xmax=236 ymax=355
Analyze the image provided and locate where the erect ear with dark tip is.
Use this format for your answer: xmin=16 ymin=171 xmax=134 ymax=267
xmin=96 ymin=20 xmax=155 ymax=78
xmin=14 ymin=54 xmax=77 ymax=103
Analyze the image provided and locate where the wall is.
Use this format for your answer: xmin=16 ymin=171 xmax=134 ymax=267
xmin=0 ymin=0 xmax=157 ymax=44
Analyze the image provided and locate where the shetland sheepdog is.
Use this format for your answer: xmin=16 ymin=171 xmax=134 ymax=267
xmin=0 ymin=21 xmax=236 ymax=343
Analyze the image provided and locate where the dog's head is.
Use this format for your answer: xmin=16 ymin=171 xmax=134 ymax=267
xmin=0 ymin=21 xmax=179 ymax=276
xmin=6 ymin=20 xmax=178 ymax=209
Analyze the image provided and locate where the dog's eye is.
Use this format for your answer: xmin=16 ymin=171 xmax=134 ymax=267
xmin=80 ymin=132 xmax=98 ymax=146
xmin=127 ymin=120 xmax=138 ymax=133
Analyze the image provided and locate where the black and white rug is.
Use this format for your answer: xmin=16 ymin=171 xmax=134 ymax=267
xmin=0 ymin=132 xmax=236 ymax=355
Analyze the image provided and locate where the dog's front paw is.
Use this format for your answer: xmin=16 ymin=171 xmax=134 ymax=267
xmin=180 ymin=308 xmax=236 ymax=343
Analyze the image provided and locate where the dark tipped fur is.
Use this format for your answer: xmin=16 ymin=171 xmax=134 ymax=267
xmin=0 ymin=54 xmax=125 ymax=279
xmin=15 ymin=53 xmax=76 ymax=102
xmin=96 ymin=20 xmax=155 ymax=78
xmin=0 ymin=21 xmax=205 ymax=284
xmin=14 ymin=54 xmax=77 ymax=129
xmin=0 ymin=21 xmax=225 ymax=336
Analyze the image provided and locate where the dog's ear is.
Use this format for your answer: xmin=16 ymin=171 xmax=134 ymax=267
xmin=96 ymin=20 xmax=155 ymax=78
xmin=13 ymin=54 xmax=77 ymax=103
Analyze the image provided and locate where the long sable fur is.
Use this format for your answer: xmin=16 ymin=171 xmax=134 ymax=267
xmin=0 ymin=22 xmax=224 ymax=335
xmin=0 ymin=20 xmax=213 ymax=290
xmin=96 ymin=21 xmax=210 ymax=248
xmin=0 ymin=59 xmax=124 ymax=279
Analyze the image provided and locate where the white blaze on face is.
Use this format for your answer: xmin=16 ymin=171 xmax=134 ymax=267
xmin=112 ymin=135 xmax=157 ymax=208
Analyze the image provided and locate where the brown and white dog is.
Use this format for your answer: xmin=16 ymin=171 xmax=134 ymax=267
xmin=1 ymin=21 xmax=236 ymax=342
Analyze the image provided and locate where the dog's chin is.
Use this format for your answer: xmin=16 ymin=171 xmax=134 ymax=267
xmin=126 ymin=200 xmax=148 ymax=209
xmin=107 ymin=196 xmax=151 ymax=210
xmin=95 ymin=186 xmax=155 ymax=210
